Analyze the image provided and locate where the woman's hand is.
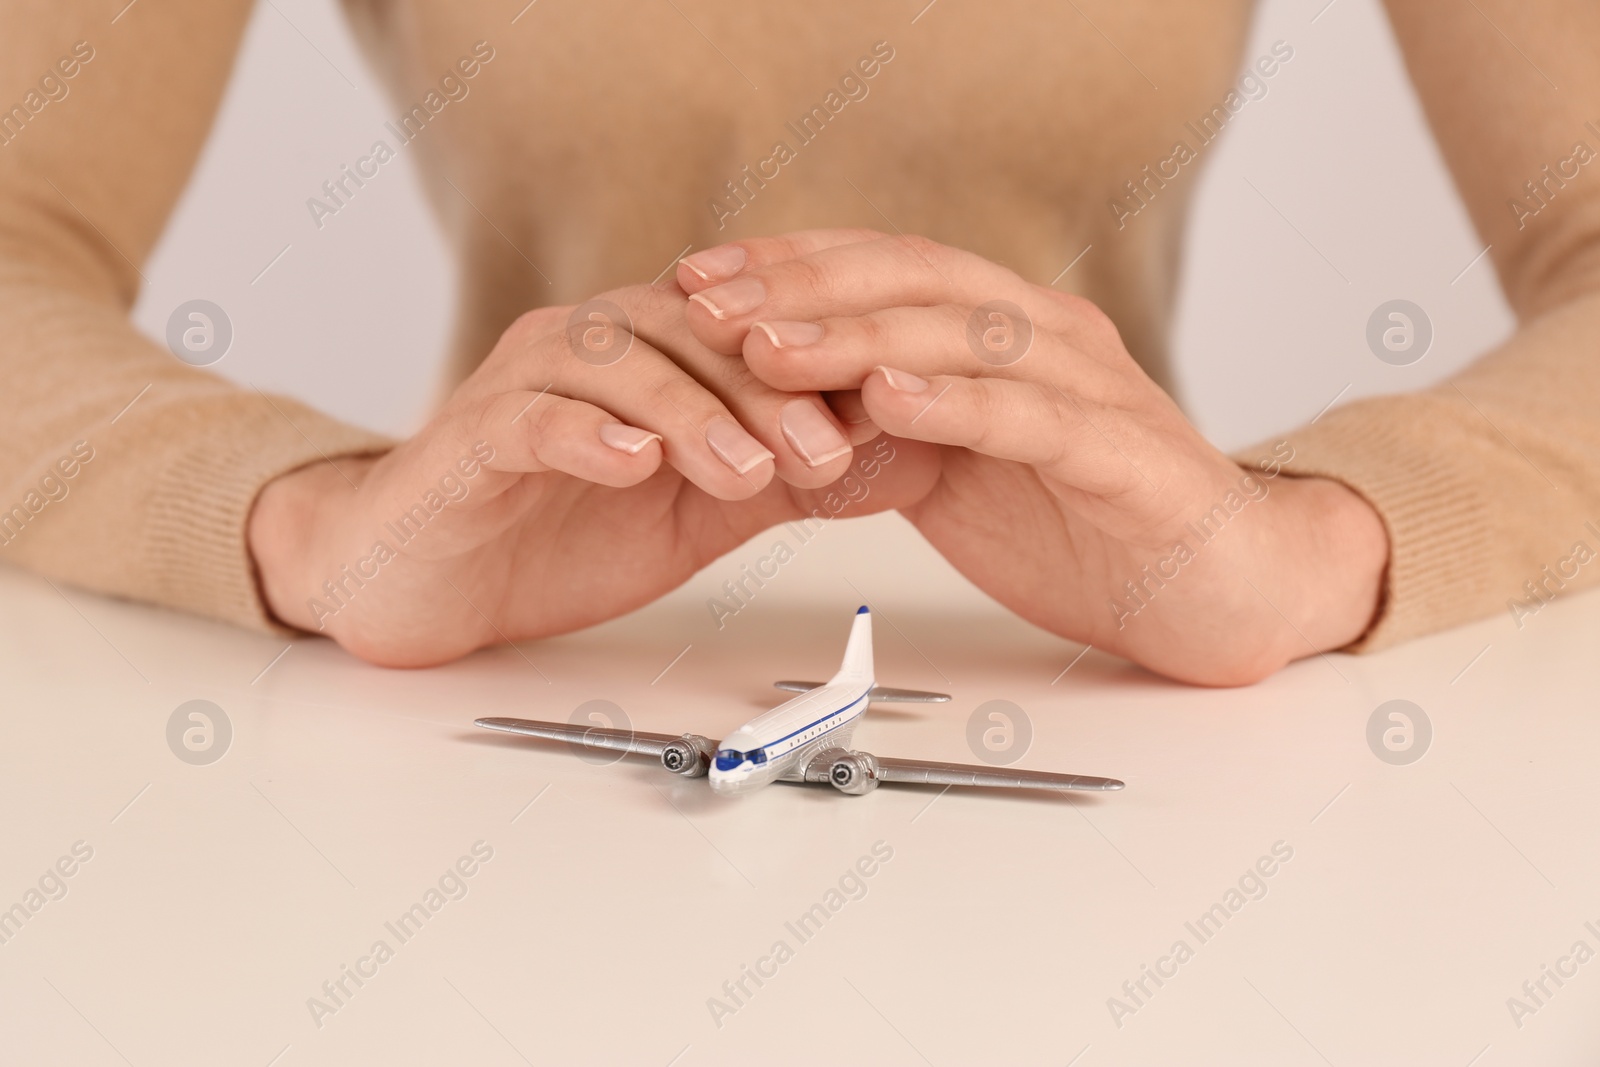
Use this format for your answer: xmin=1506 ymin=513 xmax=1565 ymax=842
xmin=248 ymin=281 xmax=934 ymax=667
xmin=676 ymin=231 xmax=1389 ymax=685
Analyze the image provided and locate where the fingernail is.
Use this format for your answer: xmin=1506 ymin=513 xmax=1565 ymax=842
xmin=752 ymin=320 xmax=824 ymax=349
xmin=689 ymin=276 xmax=765 ymax=320
xmin=599 ymin=423 xmax=662 ymax=455
xmin=705 ymin=416 xmax=775 ymax=475
xmin=681 ymin=245 xmax=747 ymax=281
xmin=878 ymin=366 xmax=929 ymax=392
xmin=780 ymin=400 xmax=852 ymax=467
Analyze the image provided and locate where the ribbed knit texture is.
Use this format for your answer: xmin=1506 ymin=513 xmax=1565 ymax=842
xmin=139 ymin=396 xmax=392 ymax=629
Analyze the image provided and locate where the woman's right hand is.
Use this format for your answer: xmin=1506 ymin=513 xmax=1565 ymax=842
xmin=247 ymin=281 xmax=936 ymax=667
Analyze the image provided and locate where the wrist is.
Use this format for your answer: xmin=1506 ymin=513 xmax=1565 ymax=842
xmin=1259 ymin=473 xmax=1389 ymax=659
xmin=247 ymin=459 xmax=372 ymax=632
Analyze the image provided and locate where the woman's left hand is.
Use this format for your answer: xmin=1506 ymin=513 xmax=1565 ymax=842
xmin=677 ymin=230 xmax=1390 ymax=685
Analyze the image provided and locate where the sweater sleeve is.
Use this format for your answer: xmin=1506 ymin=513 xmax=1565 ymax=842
xmin=1236 ymin=0 xmax=1600 ymax=651
xmin=0 ymin=1 xmax=391 ymax=629
xmin=1249 ymin=296 xmax=1600 ymax=651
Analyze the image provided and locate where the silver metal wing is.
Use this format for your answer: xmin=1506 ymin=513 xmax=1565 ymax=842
xmin=873 ymin=755 xmax=1123 ymax=792
xmin=798 ymin=746 xmax=1123 ymax=794
xmin=773 ymin=681 xmax=952 ymax=703
xmin=475 ymin=717 xmax=723 ymax=777
xmin=474 ymin=717 xmax=679 ymax=758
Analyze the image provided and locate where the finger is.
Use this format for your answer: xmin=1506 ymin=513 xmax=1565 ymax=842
xmin=859 ymin=367 xmax=1148 ymax=499
xmin=684 ymin=234 xmax=1034 ymax=355
xmin=744 ymin=305 xmax=1122 ymax=400
xmin=744 ymin=306 xmax=983 ymax=392
xmin=675 ymin=229 xmax=884 ymax=293
xmin=669 ymin=435 xmax=945 ymax=560
xmin=587 ymin=287 xmax=858 ymax=489
xmin=358 ymin=390 xmax=667 ymax=562
xmin=486 ymin=310 xmax=772 ymax=499
xmin=474 ymin=389 xmax=665 ymax=488
xmin=548 ymin=351 xmax=777 ymax=500
xmin=414 ymin=389 xmax=664 ymax=499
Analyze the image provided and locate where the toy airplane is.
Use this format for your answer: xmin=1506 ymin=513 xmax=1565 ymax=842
xmin=475 ymin=606 xmax=1124 ymax=797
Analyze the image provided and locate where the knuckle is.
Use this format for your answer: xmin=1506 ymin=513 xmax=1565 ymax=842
xmin=462 ymin=396 xmax=509 ymax=458
xmin=789 ymin=227 xmax=884 ymax=253
xmin=502 ymin=305 xmax=567 ymax=347
xmin=966 ymin=402 xmax=1004 ymax=454
xmin=891 ymin=233 xmax=945 ymax=270
xmin=960 ymin=379 xmax=987 ymax=425
xmin=520 ymin=392 xmax=563 ymax=439
xmin=1082 ymin=305 xmax=1121 ymax=346
xmin=491 ymin=307 xmax=572 ymax=375
xmin=837 ymin=227 xmax=888 ymax=246
xmin=653 ymin=371 xmax=717 ymax=426
xmin=854 ymin=311 xmax=894 ymax=352
xmin=1059 ymin=292 xmax=1124 ymax=348
xmin=1041 ymin=386 xmax=1075 ymax=469
xmin=782 ymin=254 xmax=841 ymax=306
xmin=942 ymin=303 xmax=976 ymax=351
xmin=609 ymin=282 xmax=680 ymax=323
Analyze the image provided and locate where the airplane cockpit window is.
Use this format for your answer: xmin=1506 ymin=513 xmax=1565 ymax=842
xmin=713 ymin=747 xmax=767 ymax=770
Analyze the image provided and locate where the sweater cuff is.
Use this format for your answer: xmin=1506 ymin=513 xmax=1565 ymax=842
xmin=1234 ymin=396 xmax=1494 ymax=652
xmin=140 ymin=394 xmax=393 ymax=632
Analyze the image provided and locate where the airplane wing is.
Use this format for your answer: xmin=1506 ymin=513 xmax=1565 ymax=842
xmin=476 ymin=718 xmax=1124 ymax=794
xmin=475 ymin=717 xmax=681 ymax=758
xmin=802 ymin=747 xmax=1123 ymax=793
xmin=872 ymin=755 xmax=1123 ymax=792
xmin=869 ymin=686 xmax=953 ymax=704
xmin=773 ymin=681 xmax=951 ymax=703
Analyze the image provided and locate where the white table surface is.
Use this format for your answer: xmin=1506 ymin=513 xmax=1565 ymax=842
xmin=2 ymin=511 xmax=1597 ymax=1066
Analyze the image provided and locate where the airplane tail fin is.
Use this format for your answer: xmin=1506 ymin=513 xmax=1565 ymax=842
xmin=831 ymin=606 xmax=874 ymax=686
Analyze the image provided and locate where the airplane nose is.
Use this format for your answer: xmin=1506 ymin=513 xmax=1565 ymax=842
xmin=707 ymin=769 xmax=747 ymax=796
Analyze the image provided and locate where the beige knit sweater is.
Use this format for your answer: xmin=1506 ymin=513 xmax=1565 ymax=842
xmin=2 ymin=0 xmax=1597 ymax=651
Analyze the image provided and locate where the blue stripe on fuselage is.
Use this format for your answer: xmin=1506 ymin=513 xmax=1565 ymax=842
xmin=764 ymin=688 xmax=870 ymax=755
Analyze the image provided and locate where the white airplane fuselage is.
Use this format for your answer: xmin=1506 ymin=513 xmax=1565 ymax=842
xmin=707 ymin=680 xmax=873 ymax=796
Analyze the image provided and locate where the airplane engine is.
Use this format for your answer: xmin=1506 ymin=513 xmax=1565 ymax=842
xmin=660 ymin=734 xmax=716 ymax=777
xmin=828 ymin=751 xmax=881 ymax=795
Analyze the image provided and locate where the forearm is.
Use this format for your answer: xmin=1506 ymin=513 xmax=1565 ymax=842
xmin=0 ymin=0 xmax=399 ymax=626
